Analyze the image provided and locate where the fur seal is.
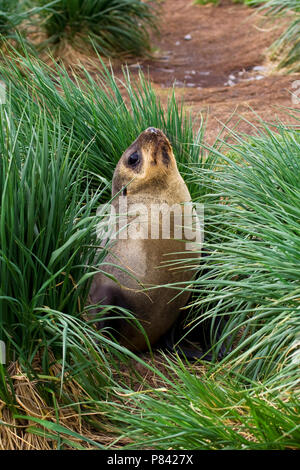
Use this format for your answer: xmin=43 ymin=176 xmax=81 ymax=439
xmin=88 ymin=127 xmax=200 ymax=351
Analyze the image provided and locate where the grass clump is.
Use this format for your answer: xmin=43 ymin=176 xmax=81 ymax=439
xmin=194 ymin=1 xmax=256 ymax=5
xmin=0 ymin=1 xmax=22 ymax=34
xmin=102 ymin=358 xmax=300 ymax=450
xmin=0 ymin=51 xmax=209 ymax=448
xmin=0 ymin=50 xmax=206 ymax=197
xmin=0 ymin=50 xmax=299 ymax=450
xmin=35 ymin=0 xmax=159 ymax=57
xmin=0 ymin=91 xmax=118 ymax=388
xmin=194 ymin=0 xmax=219 ymax=5
xmin=0 ymin=0 xmax=30 ymax=42
xmin=0 ymin=1 xmax=60 ymax=50
xmin=178 ymin=123 xmax=300 ymax=391
xmin=253 ymin=0 xmax=300 ymax=72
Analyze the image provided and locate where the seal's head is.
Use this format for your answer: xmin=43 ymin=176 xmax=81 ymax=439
xmin=112 ymin=127 xmax=178 ymax=197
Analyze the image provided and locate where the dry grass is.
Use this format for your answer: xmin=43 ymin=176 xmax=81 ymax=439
xmin=0 ymin=357 xmax=132 ymax=450
xmin=0 ymin=345 xmax=212 ymax=450
xmin=1 ymin=351 xmax=200 ymax=450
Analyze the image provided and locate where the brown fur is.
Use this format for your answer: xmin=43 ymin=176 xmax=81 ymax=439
xmin=88 ymin=128 xmax=199 ymax=351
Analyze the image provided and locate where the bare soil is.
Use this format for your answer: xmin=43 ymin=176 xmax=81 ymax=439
xmin=113 ymin=0 xmax=300 ymax=143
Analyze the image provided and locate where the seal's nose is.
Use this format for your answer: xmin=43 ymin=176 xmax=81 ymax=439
xmin=140 ymin=128 xmax=170 ymax=150
xmin=145 ymin=127 xmax=160 ymax=135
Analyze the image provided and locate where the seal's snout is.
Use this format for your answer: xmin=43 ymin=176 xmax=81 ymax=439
xmin=138 ymin=127 xmax=172 ymax=168
xmin=146 ymin=127 xmax=160 ymax=135
xmin=144 ymin=127 xmax=168 ymax=140
xmin=142 ymin=127 xmax=169 ymax=145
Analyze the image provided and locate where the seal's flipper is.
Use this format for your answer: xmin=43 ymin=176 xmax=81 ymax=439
xmin=158 ymin=314 xmax=231 ymax=362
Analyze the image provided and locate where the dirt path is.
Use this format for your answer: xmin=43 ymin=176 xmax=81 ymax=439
xmin=118 ymin=0 xmax=300 ymax=143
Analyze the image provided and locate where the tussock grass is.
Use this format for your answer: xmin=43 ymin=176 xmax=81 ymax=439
xmin=2 ymin=356 xmax=298 ymax=450
xmin=253 ymin=0 xmax=300 ymax=72
xmin=35 ymin=0 xmax=158 ymax=57
xmin=0 ymin=1 xmax=159 ymax=59
xmin=0 ymin=51 xmax=208 ymax=448
xmin=0 ymin=0 xmax=51 ymax=46
xmin=0 ymin=1 xmax=23 ymax=37
xmin=0 ymin=88 xmax=127 ymax=401
xmin=178 ymin=124 xmax=300 ymax=390
xmin=102 ymin=357 xmax=300 ymax=450
xmin=0 ymin=49 xmax=207 ymax=197
xmin=0 ymin=357 xmax=137 ymax=449
xmin=0 ymin=51 xmax=299 ymax=449
xmin=194 ymin=1 xmax=256 ymax=5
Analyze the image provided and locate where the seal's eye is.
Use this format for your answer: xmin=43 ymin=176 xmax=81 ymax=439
xmin=128 ymin=152 xmax=140 ymax=167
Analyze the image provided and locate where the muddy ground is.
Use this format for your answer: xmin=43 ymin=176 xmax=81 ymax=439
xmin=112 ymin=0 xmax=300 ymax=144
